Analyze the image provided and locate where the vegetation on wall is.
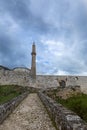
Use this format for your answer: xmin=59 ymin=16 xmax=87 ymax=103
xmin=0 ymin=85 xmax=27 ymax=104
xmin=46 ymin=88 xmax=87 ymax=122
xmin=55 ymin=93 xmax=87 ymax=122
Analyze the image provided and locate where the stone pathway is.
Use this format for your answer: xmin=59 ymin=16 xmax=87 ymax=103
xmin=0 ymin=93 xmax=56 ymax=130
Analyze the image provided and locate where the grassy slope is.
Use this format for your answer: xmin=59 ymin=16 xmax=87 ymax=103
xmin=0 ymin=85 xmax=26 ymax=104
xmin=55 ymin=94 xmax=87 ymax=122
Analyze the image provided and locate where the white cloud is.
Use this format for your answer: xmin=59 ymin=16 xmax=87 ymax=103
xmin=0 ymin=0 xmax=87 ymax=75
xmin=54 ymin=70 xmax=69 ymax=75
xmin=82 ymin=0 xmax=87 ymax=5
xmin=37 ymin=37 xmax=87 ymax=75
xmin=41 ymin=39 xmax=66 ymax=57
xmin=80 ymin=71 xmax=87 ymax=76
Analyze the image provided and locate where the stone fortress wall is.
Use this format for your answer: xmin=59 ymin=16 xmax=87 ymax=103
xmin=0 ymin=66 xmax=87 ymax=93
xmin=37 ymin=75 xmax=87 ymax=93
xmin=0 ymin=66 xmax=32 ymax=86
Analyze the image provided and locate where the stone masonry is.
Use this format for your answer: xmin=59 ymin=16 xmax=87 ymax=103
xmin=0 ymin=93 xmax=56 ymax=130
xmin=38 ymin=91 xmax=87 ymax=130
xmin=0 ymin=66 xmax=87 ymax=93
xmin=31 ymin=43 xmax=36 ymax=79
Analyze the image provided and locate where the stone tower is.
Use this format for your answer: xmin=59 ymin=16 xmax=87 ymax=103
xmin=31 ymin=42 xmax=36 ymax=79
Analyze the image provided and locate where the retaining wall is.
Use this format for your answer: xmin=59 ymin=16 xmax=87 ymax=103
xmin=0 ymin=92 xmax=29 ymax=124
xmin=38 ymin=91 xmax=87 ymax=130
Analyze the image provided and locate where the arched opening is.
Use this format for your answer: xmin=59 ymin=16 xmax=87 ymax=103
xmin=59 ymin=80 xmax=66 ymax=88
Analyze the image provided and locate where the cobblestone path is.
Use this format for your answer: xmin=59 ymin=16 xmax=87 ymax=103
xmin=0 ymin=93 xmax=56 ymax=130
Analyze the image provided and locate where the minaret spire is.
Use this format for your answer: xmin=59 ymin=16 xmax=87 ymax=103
xmin=31 ymin=42 xmax=36 ymax=79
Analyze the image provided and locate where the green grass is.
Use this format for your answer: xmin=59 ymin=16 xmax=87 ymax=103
xmin=55 ymin=93 xmax=87 ymax=122
xmin=0 ymin=85 xmax=26 ymax=104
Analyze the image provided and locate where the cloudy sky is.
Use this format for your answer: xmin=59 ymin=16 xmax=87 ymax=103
xmin=0 ymin=0 xmax=87 ymax=75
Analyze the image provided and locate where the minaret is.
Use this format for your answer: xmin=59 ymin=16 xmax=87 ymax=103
xmin=31 ymin=42 xmax=36 ymax=79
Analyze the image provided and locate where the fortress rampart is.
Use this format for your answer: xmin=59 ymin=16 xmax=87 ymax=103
xmin=0 ymin=66 xmax=87 ymax=93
